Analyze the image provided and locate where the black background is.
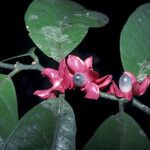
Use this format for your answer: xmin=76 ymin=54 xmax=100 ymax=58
xmin=0 ymin=0 xmax=150 ymax=149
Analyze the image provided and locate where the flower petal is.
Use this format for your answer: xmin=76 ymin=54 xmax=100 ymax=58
xmin=87 ymin=70 xmax=99 ymax=81
xmin=58 ymin=59 xmax=67 ymax=77
xmin=62 ymin=69 xmax=73 ymax=89
xmin=83 ymin=82 xmax=100 ymax=100
xmin=109 ymin=81 xmax=133 ymax=101
xmin=133 ymin=77 xmax=150 ymax=96
xmin=109 ymin=81 xmax=124 ymax=97
xmin=124 ymin=71 xmax=136 ymax=84
xmin=67 ymin=55 xmax=87 ymax=73
xmin=58 ymin=58 xmax=73 ymax=89
xmin=84 ymin=56 xmax=93 ymax=69
xmin=33 ymin=89 xmax=55 ymax=99
xmin=125 ymin=91 xmax=133 ymax=101
xmin=96 ymin=75 xmax=112 ymax=89
xmin=52 ymin=78 xmax=64 ymax=93
xmin=42 ymin=68 xmax=58 ymax=84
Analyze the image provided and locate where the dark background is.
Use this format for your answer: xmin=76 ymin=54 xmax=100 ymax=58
xmin=0 ymin=0 xmax=150 ymax=149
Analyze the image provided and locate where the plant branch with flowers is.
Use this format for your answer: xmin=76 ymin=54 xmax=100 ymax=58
xmin=0 ymin=0 xmax=150 ymax=149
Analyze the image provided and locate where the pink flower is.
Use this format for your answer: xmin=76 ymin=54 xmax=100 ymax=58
xmin=109 ymin=71 xmax=150 ymax=101
xmin=34 ymin=55 xmax=112 ymax=100
xmin=34 ymin=59 xmax=72 ymax=99
xmin=67 ymin=55 xmax=112 ymax=100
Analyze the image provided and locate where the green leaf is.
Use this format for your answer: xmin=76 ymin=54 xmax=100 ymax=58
xmin=0 ymin=74 xmax=18 ymax=147
xmin=84 ymin=112 xmax=150 ymax=150
xmin=120 ymin=3 xmax=150 ymax=77
xmin=25 ymin=0 xmax=109 ymax=62
xmin=2 ymin=97 xmax=76 ymax=150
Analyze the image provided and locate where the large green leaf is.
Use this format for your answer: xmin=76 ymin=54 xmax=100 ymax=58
xmin=25 ymin=0 xmax=109 ymax=62
xmin=0 ymin=74 xmax=18 ymax=147
xmin=84 ymin=112 xmax=150 ymax=150
xmin=2 ymin=97 xmax=76 ymax=150
xmin=120 ymin=3 xmax=150 ymax=78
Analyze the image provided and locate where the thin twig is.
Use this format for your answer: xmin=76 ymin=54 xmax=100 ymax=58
xmin=100 ymin=91 xmax=128 ymax=103
xmin=132 ymin=98 xmax=150 ymax=115
xmin=0 ymin=61 xmax=43 ymax=77
xmin=100 ymin=91 xmax=150 ymax=116
xmin=0 ymin=47 xmax=37 ymax=63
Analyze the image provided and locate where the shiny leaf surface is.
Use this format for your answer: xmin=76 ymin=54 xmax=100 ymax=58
xmin=2 ymin=97 xmax=76 ymax=150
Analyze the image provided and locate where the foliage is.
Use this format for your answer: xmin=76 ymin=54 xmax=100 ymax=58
xmin=120 ymin=3 xmax=150 ymax=78
xmin=0 ymin=75 xmax=18 ymax=147
xmin=84 ymin=112 xmax=150 ymax=150
xmin=0 ymin=0 xmax=150 ymax=149
xmin=1 ymin=96 xmax=76 ymax=150
xmin=25 ymin=0 xmax=108 ymax=62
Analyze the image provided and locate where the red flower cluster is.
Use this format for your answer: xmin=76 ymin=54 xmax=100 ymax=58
xmin=34 ymin=55 xmax=150 ymax=101
xmin=34 ymin=55 xmax=112 ymax=100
